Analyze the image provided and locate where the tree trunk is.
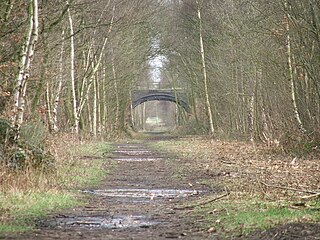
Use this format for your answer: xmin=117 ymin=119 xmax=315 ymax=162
xmin=12 ymin=0 xmax=39 ymax=138
xmin=285 ymin=1 xmax=306 ymax=133
xmin=101 ymin=65 xmax=107 ymax=132
xmin=67 ymin=2 xmax=79 ymax=133
xmin=196 ymin=0 xmax=214 ymax=135
xmin=52 ymin=30 xmax=65 ymax=133
xmin=96 ymin=72 xmax=101 ymax=135
xmin=111 ymin=47 xmax=120 ymax=129
xmin=76 ymin=36 xmax=110 ymax=123
xmin=92 ymin=65 xmax=97 ymax=136
xmin=45 ymin=81 xmax=54 ymax=132
xmin=248 ymin=94 xmax=255 ymax=142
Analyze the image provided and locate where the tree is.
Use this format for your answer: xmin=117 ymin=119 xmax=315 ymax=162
xmin=196 ymin=0 xmax=214 ymax=134
xmin=11 ymin=0 xmax=39 ymax=139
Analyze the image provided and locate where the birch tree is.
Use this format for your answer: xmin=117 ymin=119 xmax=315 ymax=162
xmin=51 ymin=30 xmax=66 ymax=133
xmin=11 ymin=0 xmax=39 ymax=138
xmin=66 ymin=1 xmax=79 ymax=133
xmin=196 ymin=0 xmax=214 ymax=134
xmin=284 ymin=1 xmax=306 ymax=133
xmin=67 ymin=1 xmax=114 ymax=134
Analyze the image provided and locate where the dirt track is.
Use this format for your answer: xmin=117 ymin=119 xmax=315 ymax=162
xmin=3 ymin=136 xmax=320 ymax=240
xmin=4 ymin=139 xmax=214 ymax=239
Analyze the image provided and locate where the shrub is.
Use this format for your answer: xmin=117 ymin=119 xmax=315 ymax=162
xmin=0 ymin=119 xmax=55 ymax=171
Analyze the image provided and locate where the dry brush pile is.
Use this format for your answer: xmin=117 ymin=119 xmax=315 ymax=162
xmin=162 ymin=137 xmax=320 ymax=202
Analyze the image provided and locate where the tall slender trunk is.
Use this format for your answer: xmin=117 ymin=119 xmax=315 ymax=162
xmin=92 ymin=64 xmax=97 ymax=136
xmin=75 ymin=7 xmax=115 ymax=132
xmin=285 ymin=1 xmax=306 ymax=133
xmin=87 ymin=101 xmax=92 ymax=133
xmin=76 ymin=36 xmax=110 ymax=120
xmin=96 ymin=72 xmax=101 ymax=135
xmin=12 ymin=0 xmax=38 ymax=137
xmin=67 ymin=2 xmax=79 ymax=133
xmin=45 ymin=81 xmax=54 ymax=132
xmin=129 ymin=91 xmax=134 ymax=130
xmin=111 ymin=47 xmax=120 ymax=129
xmin=52 ymin=30 xmax=65 ymax=132
xmin=196 ymin=0 xmax=214 ymax=135
xmin=68 ymin=2 xmax=114 ymax=135
xmin=248 ymin=94 xmax=255 ymax=142
xmin=101 ymin=65 xmax=107 ymax=132
xmin=142 ymin=102 xmax=146 ymax=131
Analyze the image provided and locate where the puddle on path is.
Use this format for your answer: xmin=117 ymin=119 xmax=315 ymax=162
xmin=83 ymin=188 xmax=201 ymax=199
xmin=113 ymin=149 xmax=152 ymax=156
xmin=53 ymin=215 xmax=160 ymax=229
xmin=112 ymin=156 xmax=164 ymax=162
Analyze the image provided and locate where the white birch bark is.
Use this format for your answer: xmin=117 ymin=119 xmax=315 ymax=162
xmin=76 ymin=36 xmax=110 ymax=118
xmin=142 ymin=102 xmax=146 ymax=131
xmin=92 ymin=62 xmax=97 ymax=136
xmin=45 ymin=81 xmax=54 ymax=132
xmin=285 ymin=1 xmax=306 ymax=133
xmin=96 ymin=72 xmax=101 ymax=135
xmin=67 ymin=2 xmax=79 ymax=133
xmin=12 ymin=0 xmax=38 ymax=134
xmin=248 ymin=94 xmax=255 ymax=142
xmin=52 ymin=30 xmax=65 ymax=133
xmin=87 ymin=101 xmax=93 ymax=134
xmin=111 ymin=47 xmax=120 ymax=128
xmin=129 ymin=91 xmax=134 ymax=129
xmin=75 ymin=7 xmax=115 ymax=132
xmin=196 ymin=0 xmax=214 ymax=134
xmin=101 ymin=65 xmax=107 ymax=132
xmin=79 ymin=48 xmax=93 ymax=105
xmin=77 ymin=0 xmax=111 ymax=113
xmin=67 ymin=1 xmax=114 ymax=134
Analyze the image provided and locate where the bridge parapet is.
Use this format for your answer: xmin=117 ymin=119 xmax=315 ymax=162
xmin=132 ymin=89 xmax=184 ymax=98
xmin=131 ymin=89 xmax=190 ymax=112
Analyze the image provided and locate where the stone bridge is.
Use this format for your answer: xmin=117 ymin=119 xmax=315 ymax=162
xmin=131 ymin=89 xmax=190 ymax=112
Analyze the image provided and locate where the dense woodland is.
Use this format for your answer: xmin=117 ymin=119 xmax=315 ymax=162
xmin=1 ymin=0 xmax=320 ymax=167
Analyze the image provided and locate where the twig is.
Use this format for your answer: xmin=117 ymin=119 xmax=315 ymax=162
xmin=301 ymin=192 xmax=320 ymax=200
xmin=220 ymin=160 xmax=236 ymax=165
xmin=262 ymin=182 xmax=319 ymax=195
xmin=174 ymin=192 xmax=230 ymax=210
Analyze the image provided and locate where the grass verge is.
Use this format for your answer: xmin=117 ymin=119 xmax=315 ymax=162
xmin=0 ymin=191 xmax=77 ymax=232
xmin=152 ymin=137 xmax=320 ymax=238
xmin=0 ymin=135 xmax=114 ymax=233
xmin=197 ymin=199 xmax=320 ymax=237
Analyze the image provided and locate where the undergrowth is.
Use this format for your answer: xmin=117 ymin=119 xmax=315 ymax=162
xmin=0 ymin=131 xmax=113 ymax=233
xmin=152 ymin=138 xmax=320 ymax=238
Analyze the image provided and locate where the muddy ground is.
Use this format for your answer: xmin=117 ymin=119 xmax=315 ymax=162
xmin=3 ymin=138 xmax=215 ymax=239
xmin=2 ymin=135 xmax=320 ymax=239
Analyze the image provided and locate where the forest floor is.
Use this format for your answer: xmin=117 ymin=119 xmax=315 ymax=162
xmin=1 ymin=133 xmax=320 ymax=239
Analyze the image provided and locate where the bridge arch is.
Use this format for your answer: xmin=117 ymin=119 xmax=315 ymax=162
xmin=131 ymin=90 xmax=190 ymax=113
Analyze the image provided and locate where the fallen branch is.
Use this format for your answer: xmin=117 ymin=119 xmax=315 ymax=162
xmin=174 ymin=191 xmax=230 ymax=210
xmin=301 ymin=192 xmax=320 ymax=200
xmin=262 ymin=182 xmax=319 ymax=195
